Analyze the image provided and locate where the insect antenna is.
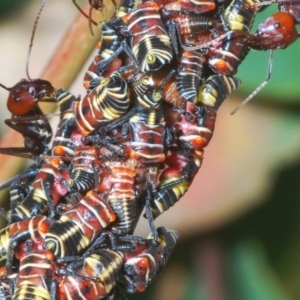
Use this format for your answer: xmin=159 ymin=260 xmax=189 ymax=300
xmin=231 ymin=50 xmax=274 ymax=115
xmin=72 ymin=0 xmax=99 ymax=35
xmin=26 ymin=0 xmax=48 ymax=80
xmin=0 ymin=83 xmax=10 ymax=92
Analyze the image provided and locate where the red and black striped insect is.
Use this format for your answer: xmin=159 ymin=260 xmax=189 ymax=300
xmin=174 ymin=50 xmax=206 ymax=102
xmin=75 ymin=72 xmax=130 ymax=136
xmin=13 ymin=250 xmax=56 ymax=300
xmin=97 ymin=1 xmax=174 ymax=73
xmin=149 ymin=75 xmax=241 ymax=218
xmin=123 ymin=226 xmax=179 ymax=293
xmin=149 ymin=148 xmax=202 ymax=219
xmin=99 ymin=159 xmax=141 ymax=236
xmin=83 ymin=24 xmax=123 ymax=87
xmin=160 ymin=0 xmax=224 ymax=56
xmin=7 ymin=158 xmax=70 ymax=223
xmin=66 ymin=146 xmax=100 ymax=193
xmin=93 ymin=74 xmax=172 ymax=238
xmin=56 ymin=248 xmax=124 ymax=300
xmin=81 ymin=1 xmax=140 ymax=88
xmin=44 ymin=190 xmax=116 ymax=257
xmin=208 ymin=0 xmax=262 ymax=75
xmin=82 ymin=0 xmax=139 ymax=84
xmin=51 ymin=89 xmax=83 ymax=158
xmin=0 ymin=216 xmax=50 ymax=272
xmin=0 ymin=163 xmax=39 ymax=213
xmin=126 ymin=74 xmax=167 ymax=165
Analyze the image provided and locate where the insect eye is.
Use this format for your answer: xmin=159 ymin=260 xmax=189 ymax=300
xmin=28 ymin=86 xmax=36 ymax=96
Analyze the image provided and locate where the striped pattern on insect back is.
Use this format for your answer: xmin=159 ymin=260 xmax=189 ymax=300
xmin=129 ymin=76 xmax=166 ymax=164
xmin=75 ymin=72 xmax=129 ymax=136
xmin=44 ymin=191 xmax=116 ymax=257
xmin=150 ymin=151 xmax=201 ymax=219
xmin=176 ymin=15 xmax=214 ymax=37
xmin=123 ymin=227 xmax=179 ymax=293
xmin=197 ymin=75 xmax=242 ymax=109
xmin=58 ymin=249 xmax=124 ymax=300
xmin=8 ymin=159 xmax=69 ymax=223
xmin=150 ymin=75 xmax=241 ymax=219
xmin=9 ymin=181 xmax=29 ymax=209
xmin=124 ymin=2 xmax=173 ymax=71
xmin=0 ymin=227 xmax=9 ymax=261
xmin=99 ymin=23 xmax=121 ymax=61
xmin=84 ymin=22 xmax=123 ymax=86
xmin=176 ymin=51 xmax=205 ymax=101
xmin=13 ymin=250 xmax=55 ymax=300
xmin=8 ymin=187 xmax=49 ymax=223
xmin=67 ymin=146 xmax=98 ymax=192
xmin=209 ymin=0 xmax=261 ymax=75
xmin=0 ymin=216 xmax=49 ymax=268
xmin=106 ymin=160 xmax=138 ymax=235
xmin=9 ymin=216 xmax=49 ymax=244
xmin=52 ymin=90 xmax=79 ymax=158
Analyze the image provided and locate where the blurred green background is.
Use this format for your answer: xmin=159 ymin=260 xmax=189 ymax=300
xmin=0 ymin=1 xmax=300 ymax=299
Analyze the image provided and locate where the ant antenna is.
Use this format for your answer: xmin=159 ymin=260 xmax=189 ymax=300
xmin=72 ymin=0 xmax=99 ymax=36
xmin=26 ymin=0 xmax=48 ymax=80
xmin=231 ymin=50 xmax=274 ymax=115
xmin=88 ymin=5 xmax=98 ymax=36
xmin=0 ymin=83 xmax=10 ymax=92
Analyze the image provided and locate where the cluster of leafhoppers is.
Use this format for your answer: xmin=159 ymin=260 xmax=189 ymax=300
xmin=0 ymin=0 xmax=299 ymax=299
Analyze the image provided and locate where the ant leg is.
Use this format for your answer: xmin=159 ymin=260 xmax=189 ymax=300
xmin=50 ymin=279 xmax=58 ymax=300
xmin=144 ymin=190 xmax=158 ymax=242
xmin=97 ymin=40 xmax=139 ymax=75
xmin=166 ymin=20 xmax=181 ymax=56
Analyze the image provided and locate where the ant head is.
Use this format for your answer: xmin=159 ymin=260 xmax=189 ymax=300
xmin=0 ymin=0 xmax=55 ymax=116
xmin=89 ymin=0 xmax=105 ymax=10
xmin=255 ymin=12 xmax=298 ymax=49
xmin=6 ymin=79 xmax=55 ymax=115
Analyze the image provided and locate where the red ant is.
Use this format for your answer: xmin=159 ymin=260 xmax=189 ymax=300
xmin=0 ymin=0 xmax=56 ymax=160
xmin=231 ymin=9 xmax=299 ymax=113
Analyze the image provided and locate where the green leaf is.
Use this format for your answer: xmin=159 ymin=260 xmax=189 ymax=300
xmin=227 ymin=240 xmax=290 ymax=300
